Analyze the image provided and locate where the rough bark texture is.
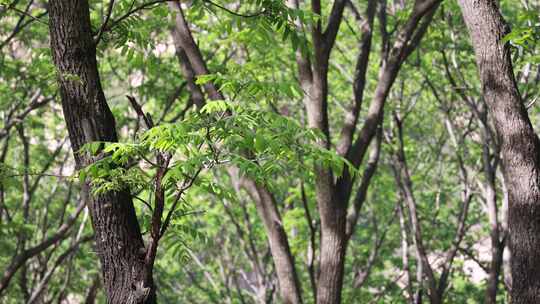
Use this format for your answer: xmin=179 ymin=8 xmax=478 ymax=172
xmin=458 ymin=1 xmax=540 ymax=302
xmin=301 ymin=2 xmax=348 ymax=302
xmin=48 ymin=1 xmax=155 ymax=303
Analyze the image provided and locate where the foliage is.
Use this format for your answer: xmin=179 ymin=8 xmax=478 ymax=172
xmin=1 ymin=0 xmax=539 ymax=303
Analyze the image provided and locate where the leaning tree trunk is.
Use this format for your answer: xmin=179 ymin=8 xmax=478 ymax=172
xmin=48 ymin=1 xmax=155 ymax=303
xmin=168 ymin=3 xmax=304 ymax=303
xmin=458 ymin=1 xmax=540 ymax=302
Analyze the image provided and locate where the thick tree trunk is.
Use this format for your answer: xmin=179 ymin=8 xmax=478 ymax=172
xmin=458 ymin=1 xmax=540 ymax=302
xmin=308 ymin=52 xmax=348 ymax=304
xmin=316 ymin=191 xmax=347 ymax=304
xmin=304 ymin=4 xmax=348 ymax=303
xmin=48 ymin=1 xmax=155 ymax=303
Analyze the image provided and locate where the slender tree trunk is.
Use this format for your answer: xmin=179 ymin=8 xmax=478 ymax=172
xmin=483 ymin=141 xmax=504 ymax=304
xmin=309 ymin=53 xmax=348 ymax=304
xmin=391 ymin=138 xmax=438 ymax=304
xmin=458 ymin=1 xmax=540 ymax=302
xmin=168 ymin=4 xmax=303 ymax=302
xmin=240 ymin=175 xmax=303 ymax=304
xmin=48 ymin=1 xmax=155 ymax=303
xmin=500 ymin=173 xmax=512 ymax=292
xmin=170 ymin=35 xmax=205 ymax=109
xmin=307 ymin=3 xmax=348 ymax=303
xmin=296 ymin=2 xmax=439 ymax=303
xmin=398 ymin=200 xmax=415 ymax=304
xmin=309 ymin=64 xmax=348 ymax=304
xmin=169 ymin=1 xmax=222 ymax=100
xmin=84 ymin=275 xmax=101 ymax=304
xmin=485 ymin=236 xmax=504 ymax=304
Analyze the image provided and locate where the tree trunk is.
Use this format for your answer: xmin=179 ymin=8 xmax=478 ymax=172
xmin=458 ymin=1 xmax=540 ymax=302
xmin=168 ymin=4 xmax=303 ymax=302
xmin=84 ymin=275 xmax=101 ymax=304
xmin=240 ymin=175 xmax=303 ymax=304
xmin=316 ymin=193 xmax=347 ymax=304
xmin=309 ymin=51 xmax=348 ymax=304
xmin=169 ymin=1 xmax=223 ymax=100
xmin=48 ymin=1 xmax=155 ymax=303
xmin=483 ymin=142 xmax=504 ymax=304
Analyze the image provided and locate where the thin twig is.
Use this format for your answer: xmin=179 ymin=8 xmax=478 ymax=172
xmin=526 ymin=97 xmax=538 ymax=110
xmin=95 ymin=0 xmax=115 ymax=45
xmin=103 ymin=0 xmax=168 ymax=33
xmin=202 ymin=0 xmax=266 ymax=18
xmin=0 ymin=4 xmax=48 ymax=25
xmin=133 ymin=195 xmax=153 ymax=212
xmin=160 ymin=167 xmax=204 ymax=238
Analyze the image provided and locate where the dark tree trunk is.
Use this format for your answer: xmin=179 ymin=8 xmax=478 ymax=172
xmin=48 ymin=1 xmax=155 ymax=303
xmin=458 ymin=1 xmax=540 ymax=302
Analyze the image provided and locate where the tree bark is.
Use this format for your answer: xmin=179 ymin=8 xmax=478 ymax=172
xmin=48 ymin=1 xmax=155 ymax=303
xmin=169 ymin=1 xmax=223 ymax=100
xmin=314 ymin=2 xmax=439 ymax=303
xmin=458 ymin=1 xmax=540 ymax=302
xmin=239 ymin=174 xmax=304 ymax=304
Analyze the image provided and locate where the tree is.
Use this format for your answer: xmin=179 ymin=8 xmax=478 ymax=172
xmin=48 ymin=1 xmax=155 ymax=302
xmin=166 ymin=0 xmax=441 ymax=302
xmin=458 ymin=0 xmax=540 ymax=302
xmin=2 ymin=0 xmax=540 ymax=303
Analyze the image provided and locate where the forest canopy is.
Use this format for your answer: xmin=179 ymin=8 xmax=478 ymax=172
xmin=1 ymin=0 xmax=540 ymax=303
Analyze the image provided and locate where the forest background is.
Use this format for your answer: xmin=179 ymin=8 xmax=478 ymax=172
xmin=1 ymin=0 xmax=540 ymax=303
